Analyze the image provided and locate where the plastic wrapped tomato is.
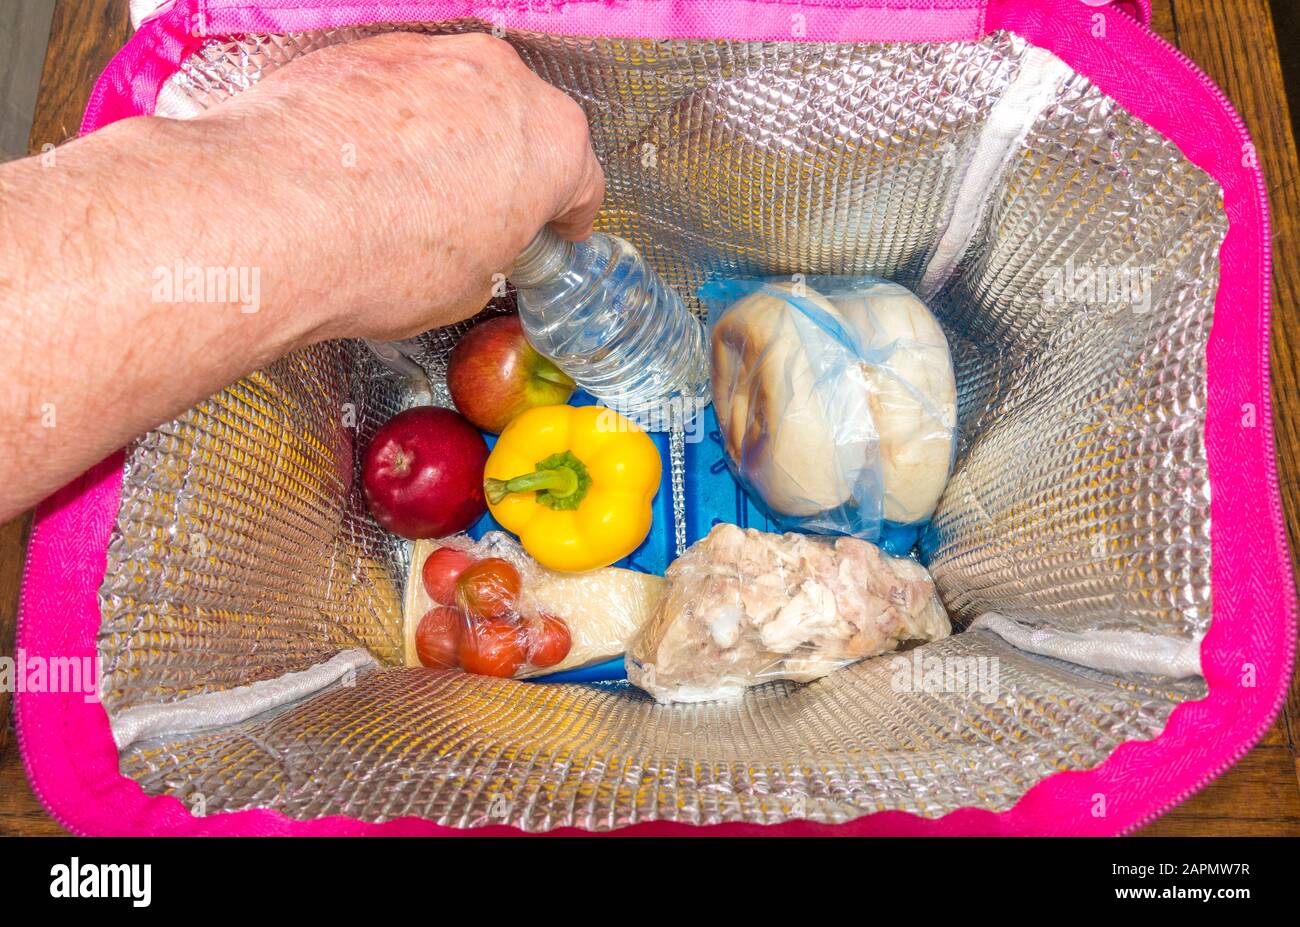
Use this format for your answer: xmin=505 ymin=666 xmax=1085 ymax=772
xmin=409 ymin=540 xmax=560 ymax=678
xmin=403 ymin=531 xmax=665 ymax=680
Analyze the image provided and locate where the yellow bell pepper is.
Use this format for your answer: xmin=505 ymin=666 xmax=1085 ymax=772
xmin=483 ymin=405 xmax=661 ymax=572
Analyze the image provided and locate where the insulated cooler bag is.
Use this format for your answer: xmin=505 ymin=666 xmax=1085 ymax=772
xmin=15 ymin=0 xmax=1297 ymax=835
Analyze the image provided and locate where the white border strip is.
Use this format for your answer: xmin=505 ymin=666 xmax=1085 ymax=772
xmin=131 ymin=0 xmax=173 ymax=29
xmin=110 ymin=649 xmax=377 ymax=750
xmin=918 ymin=47 xmax=1075 ymax=300
xmin=971 ymin=613 xmax=1204 ymax=679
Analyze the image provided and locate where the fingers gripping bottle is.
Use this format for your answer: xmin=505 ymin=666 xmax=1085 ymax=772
xmin=508 ymin=227 xmax=709 ymax=431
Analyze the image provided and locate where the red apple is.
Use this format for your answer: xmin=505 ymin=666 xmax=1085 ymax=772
xmin=362 ymin=406 xmax=488 ymax=539
xmin=447 ymin=315 xmax=576 ymax=433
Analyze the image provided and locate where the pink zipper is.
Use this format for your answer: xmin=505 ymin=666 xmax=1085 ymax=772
xmin=1107 ymin=19 xmax=1293 ymax=834
xmin=13 ymin=510 xmax=88 ymax=836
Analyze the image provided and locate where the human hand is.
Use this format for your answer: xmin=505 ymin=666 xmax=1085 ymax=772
xmin=189 ymin=30 xmax=605 ymax=341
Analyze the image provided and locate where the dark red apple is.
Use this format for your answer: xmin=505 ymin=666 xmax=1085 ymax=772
xmin=362 ymin=406 xmax=488 ymax=539
xmin=447 ymin=315 xmax=576 ymax=433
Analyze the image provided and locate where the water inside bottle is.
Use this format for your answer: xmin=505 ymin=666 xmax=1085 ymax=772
xmin=512 ymin=231 xmax=709 ymax=431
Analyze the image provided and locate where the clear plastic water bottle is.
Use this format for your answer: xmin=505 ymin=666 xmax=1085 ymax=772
xmin=508 ymin=227 xmax=709 ymax=430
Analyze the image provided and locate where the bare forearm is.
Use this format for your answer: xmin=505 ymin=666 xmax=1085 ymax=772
xmin=0 ymin=117 xmax=326 ymax=519
xmin=0 ymin=32 xmax=602 ymax=522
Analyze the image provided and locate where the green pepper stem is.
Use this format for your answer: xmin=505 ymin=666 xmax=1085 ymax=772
xmin=484 ymin=450 xmax=592 ymax=511
xmin=486 ymin=467 xmax=576 ymax=501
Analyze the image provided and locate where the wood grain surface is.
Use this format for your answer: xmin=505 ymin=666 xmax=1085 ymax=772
xmin=0 ymin=0 xmax=1296 ymax=837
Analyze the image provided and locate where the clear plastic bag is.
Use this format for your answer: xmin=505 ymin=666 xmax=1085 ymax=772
xmin=701 ymin=276 xmax=958 ymax=539
xmin=405 ymin=531 xmax=664 ymax=679
xmin=626 ymin=524 xmax=951 ymax=703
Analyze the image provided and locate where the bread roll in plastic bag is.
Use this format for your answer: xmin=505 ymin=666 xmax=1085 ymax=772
xmin=406 ymin=531 xmax=664 ymax=679
xmin=626 ymin=524 xmax=950 ymax=703
xmin=702 ymin=276 xmax=958 ymax=539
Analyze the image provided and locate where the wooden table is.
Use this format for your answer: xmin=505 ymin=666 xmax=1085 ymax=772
xmin=1 ymin=0 xmax=1297 ymax=836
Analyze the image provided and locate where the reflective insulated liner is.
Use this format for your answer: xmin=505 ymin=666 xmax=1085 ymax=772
xmin=99 ymin=25 xmax=1225 ymax=830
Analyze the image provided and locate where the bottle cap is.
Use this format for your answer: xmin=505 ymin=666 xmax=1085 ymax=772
xmin=509 ymin=227 xmax=572 ymax=289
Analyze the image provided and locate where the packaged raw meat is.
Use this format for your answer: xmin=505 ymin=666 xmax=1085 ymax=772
xmin=405 ymin=532 xmax=665 ymax=679
xmin=626 ymin=524 xmax=950 ymax=703
xmin=702 ymin=276 xmax=957 ymax=539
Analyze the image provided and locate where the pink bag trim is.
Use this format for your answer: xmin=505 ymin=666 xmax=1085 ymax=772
xmin=82 ymin=0 xmax=991 ymax=132
xmin=1095 ymin=0 xmax=1150 ymax=28
xmin=199 ymin=0 xmax=992 ymax=44
xmin=79 ymin=5 xmax=207 ymax=133
xmin=22 ymin=0 xmax=1293 ymax=836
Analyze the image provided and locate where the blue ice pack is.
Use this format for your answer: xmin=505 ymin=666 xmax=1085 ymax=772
xmin=468 ymin=390 xmax=930 ymax=683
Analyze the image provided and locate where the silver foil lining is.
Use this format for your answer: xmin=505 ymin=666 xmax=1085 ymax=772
xmin=121 ymin=631 xmax=1205 ymax=829
xmin=100 ymin=25 xmax=1224 ymax=830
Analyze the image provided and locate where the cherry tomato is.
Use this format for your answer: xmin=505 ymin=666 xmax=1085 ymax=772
xmin=422 ymin=546 xmax=476 ymax=605
xmin=415 ymin=606 xmax=463 ymax=669
xmin=457 ymin=619 xmax=526 ymax=677
xmin=456 ymin=558 xmax=522 ymax=621
xmin=526 ymin=613 xmax=571 ymax=668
